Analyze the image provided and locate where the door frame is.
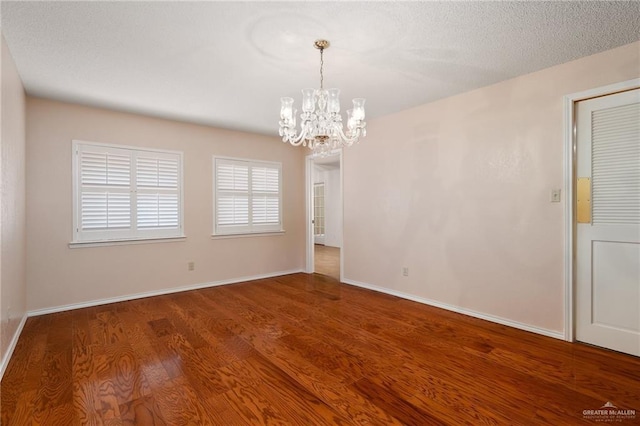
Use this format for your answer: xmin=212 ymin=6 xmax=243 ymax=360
xmin=305 ymin=150 xmax=344 ymax=281
xmin=562 ymin=78 xmax=640 ymax=342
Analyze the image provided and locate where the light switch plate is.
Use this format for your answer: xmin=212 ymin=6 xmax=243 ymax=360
xmin=551 ymin=189 xmax=561 ymax=203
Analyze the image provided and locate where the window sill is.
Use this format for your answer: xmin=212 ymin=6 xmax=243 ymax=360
xmin=69 ymin=236 xmax=186 ymax=249
xmin=211 ymin=230 xmax=285 ymax=240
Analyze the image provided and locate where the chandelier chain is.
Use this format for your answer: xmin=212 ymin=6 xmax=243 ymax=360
xmin=319 ymin=47 xmax=324 ymax=90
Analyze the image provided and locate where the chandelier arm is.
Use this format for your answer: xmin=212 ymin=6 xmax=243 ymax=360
xmin=281 ymin=125 xmax=309 ymax=146
xmin=287 ymin=133 xmax=307 ymax=146
xmin=333 ymin=124 xmax=364 ymax=145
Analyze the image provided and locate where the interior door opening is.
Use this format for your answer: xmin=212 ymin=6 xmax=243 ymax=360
xmin=306 ymin=152 xmax=342 ymax=281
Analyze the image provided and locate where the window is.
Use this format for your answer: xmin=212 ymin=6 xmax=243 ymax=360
xmin=314 ymin=182 xmax=325 ymax=236
xmin=72 ymin=140 xmax=184 ymax=243
xmin=213 ymin=157 xmax=282 ymax=235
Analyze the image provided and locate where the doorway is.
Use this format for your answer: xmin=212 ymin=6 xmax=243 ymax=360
xmin=306 ymin=152 xmax=342 ymax=281
xmin=573 ymin=86 xmax=640 ymax=356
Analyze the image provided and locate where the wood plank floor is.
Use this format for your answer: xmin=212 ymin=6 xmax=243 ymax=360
xmin=2 ymin=273 xmax=639 ymax=425
xmin=314 ymin=245 xmax=340 ymax=281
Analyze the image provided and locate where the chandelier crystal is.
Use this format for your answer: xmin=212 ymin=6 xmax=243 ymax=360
xmin=279 ymin=40 xmax=366 ymax=156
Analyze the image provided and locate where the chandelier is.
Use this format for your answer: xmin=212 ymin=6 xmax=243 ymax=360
xmin=279 ymin=39 xmax=366 ymax=156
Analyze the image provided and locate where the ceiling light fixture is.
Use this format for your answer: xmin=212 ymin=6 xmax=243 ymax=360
xmin=279 ymin=39 xmax=366 ymax=156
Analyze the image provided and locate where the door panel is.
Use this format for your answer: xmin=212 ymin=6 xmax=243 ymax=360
xmin=576 ymin=88 xmax=640 ymax=356
xmin=592 ymin=241 xmax=639 ymax=332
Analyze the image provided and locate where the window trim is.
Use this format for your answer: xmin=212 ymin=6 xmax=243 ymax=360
xmin=69 ymin=236 xmax=186 ymax=249
xmin=71 ymin=140 xmax=185 ymax=245
xmin=213 ymin=156 xmax=284 ymax=236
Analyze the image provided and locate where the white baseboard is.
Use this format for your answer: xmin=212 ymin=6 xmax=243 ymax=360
xmin=342 ymin=278 xmax=564 ymax=340
xmin=0 ymin=312 xmax=28 ymax=381
xmin=28 ymin=269 xmax=304 ymax=317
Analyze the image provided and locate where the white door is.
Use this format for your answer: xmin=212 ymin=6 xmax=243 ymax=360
xmin=576 ymin=88 xmax=640 ymax=356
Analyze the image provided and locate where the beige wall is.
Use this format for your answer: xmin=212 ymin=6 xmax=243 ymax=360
xmin=1 ymin=34 xmax=27 ymax=367
xmin=26 ymin=98 xmax=305 ymax=311
xmin=343 ymin=41 xmax=640 ymax=335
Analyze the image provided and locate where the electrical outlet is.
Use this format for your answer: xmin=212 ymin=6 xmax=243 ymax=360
xmin=402 ymin=267 xmax=409 ymax=277
xmin=188 ymin=261 xmax=195 ymax=271
xmin=551 ymin=189 xmax=561 ymax=203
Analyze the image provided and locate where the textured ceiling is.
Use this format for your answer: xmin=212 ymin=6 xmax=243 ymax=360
xmin=1 ymin=1 xmax=639 ymax=136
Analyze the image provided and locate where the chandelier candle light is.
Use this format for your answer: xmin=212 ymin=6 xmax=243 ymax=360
xmin=279 ymin=39 xmax=366 ymax=156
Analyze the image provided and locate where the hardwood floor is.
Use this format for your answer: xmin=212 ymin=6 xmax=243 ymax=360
xmin=314 ymin=244 xmax=340 ymax=280
xmin=2 ymin=273 xmax=639 ymax=425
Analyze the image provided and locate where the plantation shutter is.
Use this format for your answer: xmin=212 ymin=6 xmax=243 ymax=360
xmin=216 ymin=161 xmax=249 ymax=228
xmin=251 ymin=166 xmax=280 ymax=225
xmin=73 ymin=141 xmax=183 ymax=243
xmin=136 ymin=154 xmax=181 ymax=230
xmin=77 ymin=145 xmax=133 ymax=240
xmin=214 ymin=158 xmax=282 ymax=235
